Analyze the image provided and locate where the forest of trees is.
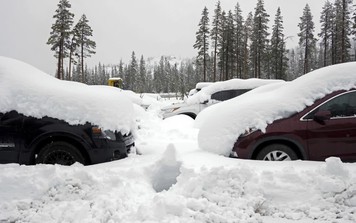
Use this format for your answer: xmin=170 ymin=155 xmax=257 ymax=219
xmin=48 ymin=0 xmax=356 ymax=95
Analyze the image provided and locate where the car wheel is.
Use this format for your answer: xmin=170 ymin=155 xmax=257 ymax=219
xmin=36 ymin=141 xmax=85 ymax=165
xmin=256 ymin=144 xmax=298 ymax=161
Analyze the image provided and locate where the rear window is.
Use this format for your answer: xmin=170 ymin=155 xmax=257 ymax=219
xmin=211 ymin=89 xmax=251 ymax=101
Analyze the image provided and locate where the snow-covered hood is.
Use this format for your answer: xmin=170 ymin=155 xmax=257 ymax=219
xmin=0 ymin=56 xmax=136 ymax=134
xmin=195 ymin=62 xmax=356 ymax=156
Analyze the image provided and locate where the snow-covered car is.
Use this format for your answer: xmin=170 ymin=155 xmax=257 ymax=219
xmin=161 ymin=78 xmax=284 ymax=119
xmin=195 ymin=62 xmax=356 ymax=161
xmin=0 ymin=56 xmax=136 ymax=165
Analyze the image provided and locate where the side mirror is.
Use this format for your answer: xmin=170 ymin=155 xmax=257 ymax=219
xmin=313 ymin=110 xmax=331 ymax=124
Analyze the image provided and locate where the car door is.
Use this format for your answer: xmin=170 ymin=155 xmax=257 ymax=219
xmin=0 ymin=111 xmax=23 ymax=163
xmin=305 ymin=91 xmax=356 ymax=161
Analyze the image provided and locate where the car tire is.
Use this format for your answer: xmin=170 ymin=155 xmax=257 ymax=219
xmin=256 ymin=144 xmax=298 ymax=161
xmin=36 ymin=141 xmax=85 ymax=165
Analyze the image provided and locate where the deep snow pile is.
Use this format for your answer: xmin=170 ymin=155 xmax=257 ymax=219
xmin=187 ymin=78 xmax=284 ymax=105
xmin=1 ymin=103 xmax=356 ymax=223
xmin=0 ymin=56 xmax=135 ymax=133
xmin=195 ymin=62 xmax=356 ymax=156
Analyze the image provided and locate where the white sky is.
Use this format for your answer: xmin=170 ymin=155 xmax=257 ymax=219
xmin=0 ymin=0 xmax=323 ymax=75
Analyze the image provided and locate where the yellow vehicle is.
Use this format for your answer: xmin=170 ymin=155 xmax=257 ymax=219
xmin=108 ymin=77 xmax=123 ymax=88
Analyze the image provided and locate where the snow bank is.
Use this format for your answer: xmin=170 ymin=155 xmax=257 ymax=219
xmin=195 ymin=62 xmax=356 ymax=156
xmin=1 ymin=156 xmax=355 ymax=223
xmin=187 ymin=78 xmax=284 ymax=104
xmin=0 ymin=56 xmax=135 ymax=133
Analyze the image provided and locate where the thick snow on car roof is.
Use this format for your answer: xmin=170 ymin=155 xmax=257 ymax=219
xmin=0 ymin=56 xmax=135 ymax=134
xmin=187 ymin=78 xmax=284 ymax=104
xmin=195 ymin=62 xmax=356 ymax=156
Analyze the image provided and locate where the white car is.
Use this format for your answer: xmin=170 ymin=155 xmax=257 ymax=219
xmin=161 ymin=78 xmax=284 ymax=119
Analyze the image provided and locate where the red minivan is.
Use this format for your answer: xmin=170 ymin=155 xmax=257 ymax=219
xmin=232 ymin=89 xmax=356 ymax=162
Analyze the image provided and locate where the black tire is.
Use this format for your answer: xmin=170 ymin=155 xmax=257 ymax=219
xmin=256 ymin=144 xmax=298 ymax=161
xmin=36 ymin=141 xmax=85 ymax=165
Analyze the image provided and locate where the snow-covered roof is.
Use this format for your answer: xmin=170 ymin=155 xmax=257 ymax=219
xmin=195 ymin=62 xmax=356 ymax=156
xmin=187 ymin=78 xmax=285 ymax=104
xmin=0 ymin=56 xmax=135 ymax=134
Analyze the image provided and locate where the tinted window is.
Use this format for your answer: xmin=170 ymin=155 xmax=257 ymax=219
xmin=305 ymin=91 xmax=356 ymax=119
xmin=211 ymin=89 xmax=250 ymax=101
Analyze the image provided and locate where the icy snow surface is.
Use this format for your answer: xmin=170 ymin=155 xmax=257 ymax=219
xmin=195 ymin=62 xmax=356 ymax=156
xmin=0 ymin=58 xmax=356 ymax=222
xmin=0 ymin=56 xmax=135 ymax=134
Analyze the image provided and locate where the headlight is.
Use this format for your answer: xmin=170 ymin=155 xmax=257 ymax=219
xmin=92 ymin=127 xmax=116 ymax=140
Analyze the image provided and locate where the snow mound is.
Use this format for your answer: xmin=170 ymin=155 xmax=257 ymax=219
xmin=150 ymin=144 xmax=182 ymax=192
xmin=196 ymin=62 xmax=356 ymax=156
xmin=0 ymin=56 xmax=135 ymax=133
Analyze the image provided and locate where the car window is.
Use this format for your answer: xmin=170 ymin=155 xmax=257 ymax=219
xmin=305 ymin=91 xmax=356 ymax=119
xmin=211 ymin=89 xmax=250 ymax=101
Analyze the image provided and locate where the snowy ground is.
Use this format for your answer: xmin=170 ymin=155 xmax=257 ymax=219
xmin=1 ymin=99 xmax=356 ymax=223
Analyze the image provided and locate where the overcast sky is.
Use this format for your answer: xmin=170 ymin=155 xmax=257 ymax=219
xmin=0 ymin=0 xmax=323 ymax=75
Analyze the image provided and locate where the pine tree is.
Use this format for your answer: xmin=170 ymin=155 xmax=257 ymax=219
xmin=210 ymin=1 xmax=222 ymax=81
xmin=298 ymin=4 xmax=316 ymax=74
xmin=242 ymin=12 xmax=253 ymax=79
xmin=194 ymin=7 xmax=210 ymax=82
xmin=234 ymin=2 xmax=244 ymax=78
xmin=127 ymin=51 xmax=138 ymax=91
xmin=138 ymin=55 xmax=147 ymax=93
xmin=334 ymin=0 xmax=352 ymax=63
xmin=250 ymin=0 xmax=270 ymax=78
xmin=318 ymin=1 xmax=334 ymax=67
xmin=47 ymin=0 xmax=74 ymax=79
xmin=270 ymin=7 xmax=288 ymax=80
xmin=73 ymin=14 xmax=96 ymax=82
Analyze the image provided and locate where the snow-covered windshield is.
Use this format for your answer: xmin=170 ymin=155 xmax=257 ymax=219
xmin=195 ymin=62 xmax=356 ymax=156
xmin=0 ymin=56 xmax=136 ymax=134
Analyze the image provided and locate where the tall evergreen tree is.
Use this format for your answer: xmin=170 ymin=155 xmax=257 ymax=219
xmin=138 ymin=55 xmax=147 ymax=93
xmin=210 ymin=1 xmax=222 ymax=81
xmin=47 ymin=0 xmax=74 ymax=79
xmin=242 ymin=12 xmax=253 ymax=78
xmin=127 ymin=51 xmax=138 ymax=91
xmin=73 ymin=14 xmax=96 ymax=82
xmin=318 ymin=1 xmax=334 ymax=66
xmin=334 ymin=0 xmax=352 ymax=63
xmin=250 ymin=0 xmax=270 ymax=78
xmin=298 ymin=4 xmax=316 ymax=74
xmin=270 ymin=7 xmax=288 ymax=80
xmin=234 ymin=2 xmax=244 ymax=78
xmin=194 ymin=7 xmax=210 ymax=82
